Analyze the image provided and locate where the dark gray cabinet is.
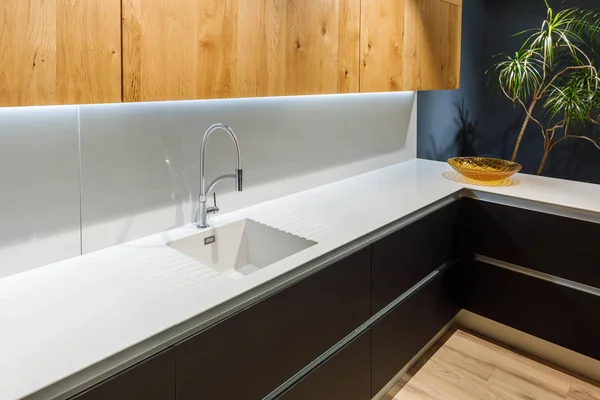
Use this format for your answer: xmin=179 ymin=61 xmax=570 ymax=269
xmin=372 ymin=203 xmax=460 ymax=313
xmin=278 ymin=329 xmax=372 ymax=400
xmin=175 ymin=247 xmax=371 ymax=400
xmin=464 ymin=198 xmax=600 ymax=288
xmin=464 ymin=260 xmax=600 ymax=361
xmin=70 ymin=350 xmax=175 ymax=400
xmin=371 ymin=265 xmax=460 ymax=395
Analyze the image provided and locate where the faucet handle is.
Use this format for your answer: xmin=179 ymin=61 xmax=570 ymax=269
xmin=207 ymin=192 xmax=220 ymax=215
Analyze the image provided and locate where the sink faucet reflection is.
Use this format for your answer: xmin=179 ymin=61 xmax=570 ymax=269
xmin=197 ymin=123 xmax=243 ymax=228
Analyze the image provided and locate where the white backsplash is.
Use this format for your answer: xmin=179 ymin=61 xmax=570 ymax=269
xmin=0 ymin=92 xmax=416 ymax=276
xmin=0 ymin=106 xmax=81 ymax=277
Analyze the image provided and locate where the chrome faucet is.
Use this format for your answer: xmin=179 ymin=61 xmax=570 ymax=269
xmin=197 ymin=123 xmax=243 ymax=228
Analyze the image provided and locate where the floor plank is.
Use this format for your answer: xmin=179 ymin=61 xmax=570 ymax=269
xmin=488 ymin=368 xmax=565 ymax=400
xmin=445 ymin=330 xmax=572 ymax=396
xmin=388 ymin=327 xmax=600 ymax=400
xmin=568 ymin=384 xmax=600 ymax=400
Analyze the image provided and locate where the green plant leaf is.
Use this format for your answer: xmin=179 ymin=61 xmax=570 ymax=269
xmin=544 ymin=68 xmax=598 ymax=124
xmin=492 ymin=50 xmax=544 ymax=102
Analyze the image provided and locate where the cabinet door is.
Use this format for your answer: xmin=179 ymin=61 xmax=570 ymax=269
xmin=176 ymin=248 xmax=371 ymax=400
xmin=403 ymin=0 xmax=461 ymax=90
xmin=371 ymin=264 xmax=460 ymax=396
xmin=465 ymin=261 xmax=600 ymax=361
xmin=279 ymin=329 xmax=371 ymax=400
xmin=0 ymin=0 xmax=121 ymax=106
xmin=122 ymin=0 xmax=360 ymax=102
xmin=465 ymin=198 xmax=600 ymax=289
xmin=360 ymin=0 xmax=462 ymax=92
xmin=372 ymin=202 xmax=460 ymax=314
xmin=71 ymin=350 xmax=175 ymax=400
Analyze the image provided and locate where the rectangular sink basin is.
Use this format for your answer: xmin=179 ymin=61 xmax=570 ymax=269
xmin=168 ymin=219 xmax=317 ymax=279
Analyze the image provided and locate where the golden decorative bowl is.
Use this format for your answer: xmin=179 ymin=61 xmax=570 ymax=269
xmin=447 ymin=157 xmax=522 ymax=181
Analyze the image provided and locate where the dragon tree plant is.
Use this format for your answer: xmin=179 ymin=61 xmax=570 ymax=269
xmin=491 ymin=1 xmax=600 ymax=175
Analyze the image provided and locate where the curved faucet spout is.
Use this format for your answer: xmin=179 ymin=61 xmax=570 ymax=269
xmin=197 ymin=123 xmax=243 ymax=228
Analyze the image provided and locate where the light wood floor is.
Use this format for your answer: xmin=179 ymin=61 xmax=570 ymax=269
xmin=385 ymin=327 xmax=600 ymax=400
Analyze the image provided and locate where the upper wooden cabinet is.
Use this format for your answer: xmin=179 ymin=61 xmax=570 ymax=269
xmin=1 ymin=0 xmax=461 ymax=106
xmin=122 ymin=0 xmax=360 ymax=102
xmin=0 ymin=0 xmax=121 ymax=106
xmin=360 ymin=0 xmax=462 ymax=92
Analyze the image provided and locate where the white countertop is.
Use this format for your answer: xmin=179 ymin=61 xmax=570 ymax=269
xmin=2 ymin=159 xmax=600 ymax=400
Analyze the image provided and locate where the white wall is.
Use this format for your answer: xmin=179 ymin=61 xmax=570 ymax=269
xmin=0 ymin=92 xmax=417 ymax=277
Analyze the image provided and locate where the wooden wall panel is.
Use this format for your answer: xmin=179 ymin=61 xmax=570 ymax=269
xmin=236 ymin=1 xmax=285 ymax=97
xmin=361 ymin=0 xmax=462 ymax=92
xmin=403 ymin=0 xmax=461 ymax=90
xmin=0 ymin=0 xmax=121 ymax=106
xmin=337 ymin=0 xmax=361 ymax=93
xmin=123 ymin=0 xmax=200 ymax=102
xmin=360 ymin=0 xmax=406 ymax=92
xmin=284 ymin=0 xmax=360 ymax=95
xmin=57 ymin=0 xmax=122 ymax=104
xmin=196 ymin=0 xmax=238 ymax=99
xmin=123 ymin=0 xmax=360 ymax=102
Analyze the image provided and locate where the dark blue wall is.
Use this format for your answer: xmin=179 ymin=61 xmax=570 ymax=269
xmin=418 ymin=0 xmax=600 ymax=183
xmin=418 ymin=0 xmax=487 ymax=161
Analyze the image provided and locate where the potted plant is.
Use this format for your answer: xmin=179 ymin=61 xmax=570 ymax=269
xmin=491 ymin=0 xmax=600 ymax=175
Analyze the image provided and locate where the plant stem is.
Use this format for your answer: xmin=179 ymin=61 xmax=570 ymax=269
xmin=512 ymin=98 xmax=538 ymax=161
xmin=538 ymin=146 xmax=550 ymax=175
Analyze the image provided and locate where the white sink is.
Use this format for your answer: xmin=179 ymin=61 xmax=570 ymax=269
xmin=168 ymin=219 xmax=317 ymax=279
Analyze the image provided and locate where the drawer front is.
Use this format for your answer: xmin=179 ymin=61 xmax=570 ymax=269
xmin=465 ymin=198 xmax=600 ymax=288
xmin=278 ymin=329 xmax=371 ymax=400
xmin=71 ymin=350 xmax=175 ymax=400
xmin=176 ymin=247 xmax=371 ymax=400
xmin=464 ymin=261 xmax=600 ymax=361
xmin=371 ymin=264 xmax=460 ymax=395
xmin=372 ymin=202 xmax=460 ymax=313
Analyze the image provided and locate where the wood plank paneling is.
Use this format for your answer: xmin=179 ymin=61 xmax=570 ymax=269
xmin=236 ymin=0 xmax=285 ymax=97
xmin=122 ymin=0 xmax=200 ymax=101
xmin=442 ymin=0 xmax=463 ymax=6
xmin=360 ymin=0 xmax=462 ymax=92
xmin=56 ymin=0 xmax=121 ymax=104
xmin=0 ymin=0 xmax=121 ymax=106
xmin=197 ymin=0 xmax=238 ymax=99
xmin=360 ymin=0 xmax=406 ymax=92
xmin=123 ymin=0 xmax=360 ymax=102
xmin=403 ymin=0 xmax=461 ymax=90
xmin=284 ymin=0 xmax=360 ymax=95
